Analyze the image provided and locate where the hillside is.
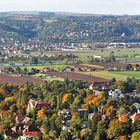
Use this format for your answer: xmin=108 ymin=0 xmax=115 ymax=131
xmin=0 ymin=12 xmax=140 ymax=43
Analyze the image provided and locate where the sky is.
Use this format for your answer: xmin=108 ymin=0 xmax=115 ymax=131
xmin=0 ymin=0 xmax=140 ymax=15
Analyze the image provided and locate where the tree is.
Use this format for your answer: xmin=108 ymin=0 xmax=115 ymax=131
xmin=106 ymin=106 xmax=114 ymax=117
xmin=110 ymin=51 xmax=116 ymax=62
xmin=119 ymin=136 xmax=128 ymax=140
xmin=131 ymin=132 xmax=140 ymax=140
xmin=94 ymin=121 xmax=107 ymax=140
xmin=31 ymin=57 xmax=38 ymax=65
xmin=2 ymin=111 xmax=15 ymax=129
xmin=23 ymin=67 xmax=28 ymax=75
xmin=80 ymin=128 xmax=91 ymax=139
xmin=36 ymin=108 xmax=46 ymax=120
xmin=70 ymin=112 xmax=81 ymax=130
xmin=117 ymin=106 xmax=127 ymax=116
xmin=16 ymin=67 xmax=22 ymax=74
xmin=92 ymin=97 xmax=99 ymax=106
xmin=62 ymin=93 xmax=73 ymax=104
xmin=115 ymin=81 xmax=125 ymax=92
xmin=107 ymin=119 xmax=121 ymax=139
xmin=60 ymin=131 xmax=72 ymax=140
xmin=126 ymin=64 xmax=133 ymax=71
xmin=49 ymin=129 xmax=57 ymax=139
xmin=98 ymin=92 xmax=105 ymax=100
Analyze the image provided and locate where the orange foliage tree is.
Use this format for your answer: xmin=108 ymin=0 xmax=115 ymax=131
xmin=37 ymin=108 xmax=46 ymax=119
xmin=62 ymin=93 xmax=73 ymax=103
xmin=91 ymin=97 xmax=99 ymax=106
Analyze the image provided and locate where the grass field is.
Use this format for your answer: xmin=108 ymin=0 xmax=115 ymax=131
xmin=20 ymin=65 xmax=69 ymax=71
xmin=72 ymin=48 xmax=140 ymax=63
xmin=7 ymin=48 xmax=140 ymax=65
xmin=79 ymin=70 xmax=140 ymax=81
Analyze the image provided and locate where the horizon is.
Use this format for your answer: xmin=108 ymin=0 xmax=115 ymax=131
xmin=0 ymin=0 xmax=140 ymax=15
xmin=0 ymin=11 xmax=140 ymax=16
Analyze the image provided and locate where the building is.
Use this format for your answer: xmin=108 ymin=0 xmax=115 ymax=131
xmin=18 ymin=131 xmax=38 ymax=140
xmin=26 ymin=99 xmax=49 ymax=113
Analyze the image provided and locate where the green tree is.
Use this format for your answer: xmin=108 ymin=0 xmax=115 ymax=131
xmin=107 ymin=119 xmax=121 ymax=139
xmin=131 ymin=132 xmax=140 ymax=140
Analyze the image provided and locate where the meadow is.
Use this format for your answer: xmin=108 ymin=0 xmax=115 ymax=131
xmin=79 ymin=70 xmax=140 ymax=81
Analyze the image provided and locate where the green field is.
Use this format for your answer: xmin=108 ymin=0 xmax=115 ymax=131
xmin=6 ymin=48 xmax=140 ymax=65
xmin=20 ymin=65 xmax=69 ymax=71
xmin=79 ymin=70 xmax=140 ymax=81
xmin=72 ymin=48 xmax=140 ymax=63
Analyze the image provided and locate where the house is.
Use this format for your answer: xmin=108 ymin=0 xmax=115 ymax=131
xmin=125 ymin=90 xmax=140 ymax=97
xmin=42 ymin=67 xmax=54 ymax=72
xmin=107 ymin=67 xmax=118 ymax=71
xmin=18 ymin=131 xmax=38 ymax=140
xmin=88 ymin=113 xmax=95 ymax=120
xmin=93 ymin=55 xmax=102 ymax=59
xmin=0 ymin=68 xmax=12 ymax=74
xmin=130 ymin=113 xmax=140 ymax=123
xmin=89 ymin=84 xmax=94 ymax=90
xmin=104 ymin=64 xmax=127 ymax=71
xmin=26 ymin=99 xmax=49 ymax=113
xmin=64 ymin=67 xmax=73 ymax=72
xmin=133 ymin=64 xmax=140 ymax=71
xmin=119 ymin=114 xmax=128 ymax=123
xmin=22 ymin=124 xmax=39 ymax=134
xmin=16 ymin=114 xmax=31 ymax=124
xmin=15 ymin=114 xmax=26 ymax=124
xmin=89 ymin=82 xmax=109 ymax=91
xmin=58 ymin=109 xmax=70 ymax=116
xmin=4 ymin=128 xmax=19 ymax=139
xmin=108 ymin=89 xmax=123 ymax=99
xmin=74 ymin=65 xmax=96 ymax=72
xmin=0 ymin=69 xmax=5 ymax=74
xmin=132 ymin=103 xmax=140 ymax=113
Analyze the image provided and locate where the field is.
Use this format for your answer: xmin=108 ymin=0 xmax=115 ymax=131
xmin=79 ymin=71 xmax=140 ymax=81
xmin=2 ymin=48 xmax=140 ymax=83
xmin=7 ymin=48 xmax=140 ymax=65
xmin=33 ymin=73 xmax=64 ymax=81
xmin=71 ymin=48 xmax=140 ymax=63
xmin=20 ymin=65 xmax=69 ymax=71
xmin=45 ymin=72 xmax=108 ymax=83
xmin=0 ymin=74 xmax=43 ymax=85
xmin=16 ymin=62 xmax=140 ymax=82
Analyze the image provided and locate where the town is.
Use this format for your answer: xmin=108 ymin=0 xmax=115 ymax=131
xmin=0 ymin=78 xmax=139 ymax=139
xmin=0 ymin=7 xmax=140 ymax=140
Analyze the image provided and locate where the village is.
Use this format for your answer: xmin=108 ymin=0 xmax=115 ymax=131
xmin=0 ymin=79 xmax=139 ymax=139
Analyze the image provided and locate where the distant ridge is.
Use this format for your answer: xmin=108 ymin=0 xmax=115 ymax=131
xmin=0 ymin=11 xmax=139 ymax=17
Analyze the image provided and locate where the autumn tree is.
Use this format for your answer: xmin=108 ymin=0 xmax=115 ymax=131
xmin=131 ymin=132 xmax=140 ymax=140
xmin=107 ymin=119 xmax=121 ymax=139
xmin=80 ymin=128 xmax=91 ymax=139
xmin=94 ymin=121 xmax=107 ymax=140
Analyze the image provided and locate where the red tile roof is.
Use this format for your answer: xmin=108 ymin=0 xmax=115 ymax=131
xmin=24 ymin=131 xmax=38 ymax=137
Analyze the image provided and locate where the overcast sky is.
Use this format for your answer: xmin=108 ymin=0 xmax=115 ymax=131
xmin=0 ymin=0 xmax=140 ymax=15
